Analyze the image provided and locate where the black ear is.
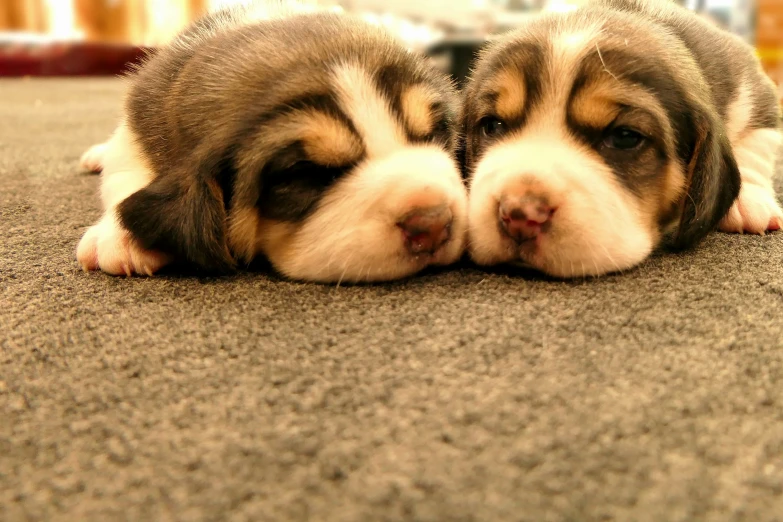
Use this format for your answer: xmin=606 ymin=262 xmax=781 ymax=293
xmin=671 ymin=113 xmax=741 ymax=249
xmin=117 ymin=175 xmax=236 ymax=273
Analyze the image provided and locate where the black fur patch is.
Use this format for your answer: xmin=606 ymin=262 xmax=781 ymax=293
xmin=374 ymin=63 xmax=408 ymax=125
xmin=118 ymin=174 xmax=235 ymax=273
xmin=257 ymin=141 xmax=355 ymax=222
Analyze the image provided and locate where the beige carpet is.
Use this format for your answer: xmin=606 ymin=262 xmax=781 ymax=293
xmin=2 ymin=78 xmax=783 ymax=522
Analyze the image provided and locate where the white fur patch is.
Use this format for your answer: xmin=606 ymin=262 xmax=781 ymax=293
xmin=77 ymin=214 xmax=170 ymax=276
xmin=719 ymin=127 xmax=783 ymax=234
xmin=527 ymin=25 xmax=601 ymax=129
xmin=551 ymin=27 xmax=601 ymax=83
xmin=725 ymin=78 xmax=753 ymax=144
xmin=79 ymin=143 xmax=107 ymax=173
xmin=331 ymin=63 xmax=407 ymax=159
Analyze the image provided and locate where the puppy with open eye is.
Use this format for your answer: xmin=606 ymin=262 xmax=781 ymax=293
xmin=462 ymin=0 xmax=781 ymax=277
xmin=76 ymin=4 xmax=467 ymax=283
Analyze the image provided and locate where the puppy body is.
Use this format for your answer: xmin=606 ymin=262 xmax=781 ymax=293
xmin=463 ymin=0 xmax=781 ymax=277
xmin=78 ymin=3 xmax=468 ymax=282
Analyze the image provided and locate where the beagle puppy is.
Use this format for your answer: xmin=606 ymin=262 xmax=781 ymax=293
xmin=77 ymin=4 xmax=467 ymax=283
xmin=462 ymin=0 xmax=782 ymax=277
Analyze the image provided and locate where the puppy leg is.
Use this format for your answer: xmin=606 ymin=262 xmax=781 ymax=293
xmin=76 ymin=125 xmax=171 ymax=276
xmin=79 ymin=142 xmax=108 ymax=173
xmin=77 ymin=214 xmax=170 ymax=276
xmin=719 ymin=128 xmax=783 ymax=234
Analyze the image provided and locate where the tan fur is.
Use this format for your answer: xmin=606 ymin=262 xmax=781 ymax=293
xmin=493 ymin=68 xmax=527 ymax=122
xmin=569 ymin=89 xmax=620 ymax=130
xmin=298 ymin=111 xmax=364 ymax=166
xmin=227 ymin=206 xmax=263 ymax=263
xmin=400 ymin=85 xmax=438 ymax=137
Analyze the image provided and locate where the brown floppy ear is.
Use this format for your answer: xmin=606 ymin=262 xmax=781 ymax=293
xmin=117 ymin=172 xmax=236 ymax=274
xmin=671 ymin=112 xmax=741 ymax=250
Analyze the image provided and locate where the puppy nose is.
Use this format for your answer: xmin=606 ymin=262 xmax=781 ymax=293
xmin=398 ymin=205 xmax=453 ymax=255
xmin=498 ymin=195 xmax=555 ymax=243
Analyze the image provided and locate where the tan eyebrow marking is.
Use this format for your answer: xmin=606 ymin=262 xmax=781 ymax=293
xmin=493 ymin=67 xmax=527 ymax=122
xmin=295 ymin=111 xmax=364 ymax=166
xmin=570 ymin=85 xmax=623 ymax=130
xmin=400 ymin=84 xmax=439 ymax=137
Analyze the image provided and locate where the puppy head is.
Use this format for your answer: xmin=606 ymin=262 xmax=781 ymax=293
xmin=462 ymin=7 xmax=740 ymax=277
xmin=215 ymin=15 xmax=468 ymax=283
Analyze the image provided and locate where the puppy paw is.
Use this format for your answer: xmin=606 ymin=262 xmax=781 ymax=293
xmin=77 ymin=218 xmax=170 ymax=276
xmin=719 ymin=184 xmax=783 ymax=235
xmin=79 ymin=143 xmax=107 ymax=173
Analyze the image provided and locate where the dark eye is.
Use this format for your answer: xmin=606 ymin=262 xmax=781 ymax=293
xmin=602 ymin=127 xmax=645 ymax=150
xmin=480 ymin=117 xmax=507 ymax=138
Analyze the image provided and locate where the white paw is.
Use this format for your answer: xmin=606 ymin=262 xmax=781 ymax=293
xmin=719 ymin=184 xmax=783 ymax=235
xmin=76 ymin=215 xmax=170 ymax=276
xmin=79 ymin=143 xmax=107 ymax=173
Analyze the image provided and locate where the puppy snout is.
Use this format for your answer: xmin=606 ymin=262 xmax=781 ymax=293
xmin=498 ymin=195 xmax=555 ymax=243
xmin=398 ymin=205 xmax=453 ymax=255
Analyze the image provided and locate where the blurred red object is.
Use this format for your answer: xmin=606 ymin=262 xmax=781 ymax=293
xmin=0 ymin=35 xmax=152 ymax=76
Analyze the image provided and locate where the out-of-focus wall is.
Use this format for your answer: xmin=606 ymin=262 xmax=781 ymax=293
xmin=72 ymin=0 xmax=206 ymax=45
xmin=0 ymin=0 xmax=210 ymax=45
xmin=0 ymin=0 xmax=47 ymax=33
xmin=0 ymin=0 xmax=781 ymax=102
xmin=756 ymin=0 xmax=783 ymax=103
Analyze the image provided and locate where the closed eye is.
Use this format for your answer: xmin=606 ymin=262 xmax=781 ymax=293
xmin=258 ymin=144 xmax=354 ymax=222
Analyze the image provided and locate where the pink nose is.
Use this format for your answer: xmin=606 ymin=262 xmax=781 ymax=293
xmin=498 ymin=195 xmax=555 ymax=243
xmin=398 ymin=206 xmax=452 ymax=255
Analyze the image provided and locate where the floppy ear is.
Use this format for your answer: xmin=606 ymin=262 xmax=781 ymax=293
xmin=672 ymin=112 xmax=741 ymax=249
xmin=117 ymin=173 xmax=236 ymax=274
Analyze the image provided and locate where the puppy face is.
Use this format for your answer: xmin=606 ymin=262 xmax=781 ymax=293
xmin=120 ymin=11 xmax=467 ymax=283
xmin=462 ymin=7 xmax=739 ymax=277
xmin=229 ymin=61 xmax=467 ymax=283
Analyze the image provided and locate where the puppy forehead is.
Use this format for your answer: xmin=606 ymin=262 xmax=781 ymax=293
xmin=469 ymin=24 xmax=602 ymax=119
xmin=471 ymin=18 xmax=683 ymax=126
xmin=330 ymin=61 xmax=455 ymax=156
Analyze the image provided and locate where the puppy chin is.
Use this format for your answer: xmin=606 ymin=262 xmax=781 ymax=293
xmin=467 ymin=138 xmax=655 ymax=278
xmin=260 ymin=145 xmax=468 ymax=283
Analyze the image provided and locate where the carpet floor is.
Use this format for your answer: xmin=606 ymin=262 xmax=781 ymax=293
xmin=2 ymin=79 xmax=783 ymax=522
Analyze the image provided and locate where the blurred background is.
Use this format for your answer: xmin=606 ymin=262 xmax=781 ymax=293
xmin=0 ymin=0 xmax=781 ymax=103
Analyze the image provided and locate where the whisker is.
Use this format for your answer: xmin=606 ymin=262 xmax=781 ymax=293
xmin=595 ymin=43 xmax=618 ymax=80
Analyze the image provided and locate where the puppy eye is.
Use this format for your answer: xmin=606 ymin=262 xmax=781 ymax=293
xmin=603 ymin=127 xmax=645 ymax=150
xmin=480 ymin=117 xmax=507 ymax=138
xmin=288 ymin=161 xmax=339 ymax=182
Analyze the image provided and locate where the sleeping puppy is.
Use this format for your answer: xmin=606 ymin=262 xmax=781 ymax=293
xmin=462 ymin=0 xmax=782 ymax=277
xmin=76 ymin=4 xmax=467 ymax=283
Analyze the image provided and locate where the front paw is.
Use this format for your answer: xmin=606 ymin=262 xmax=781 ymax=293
xmin=718 ymin=184 xmax=783 ymax=235
xmin=79 ymin=143 xmax=107 ymax=173
xmin=77 ymin=217 xmax=170 ymax=276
